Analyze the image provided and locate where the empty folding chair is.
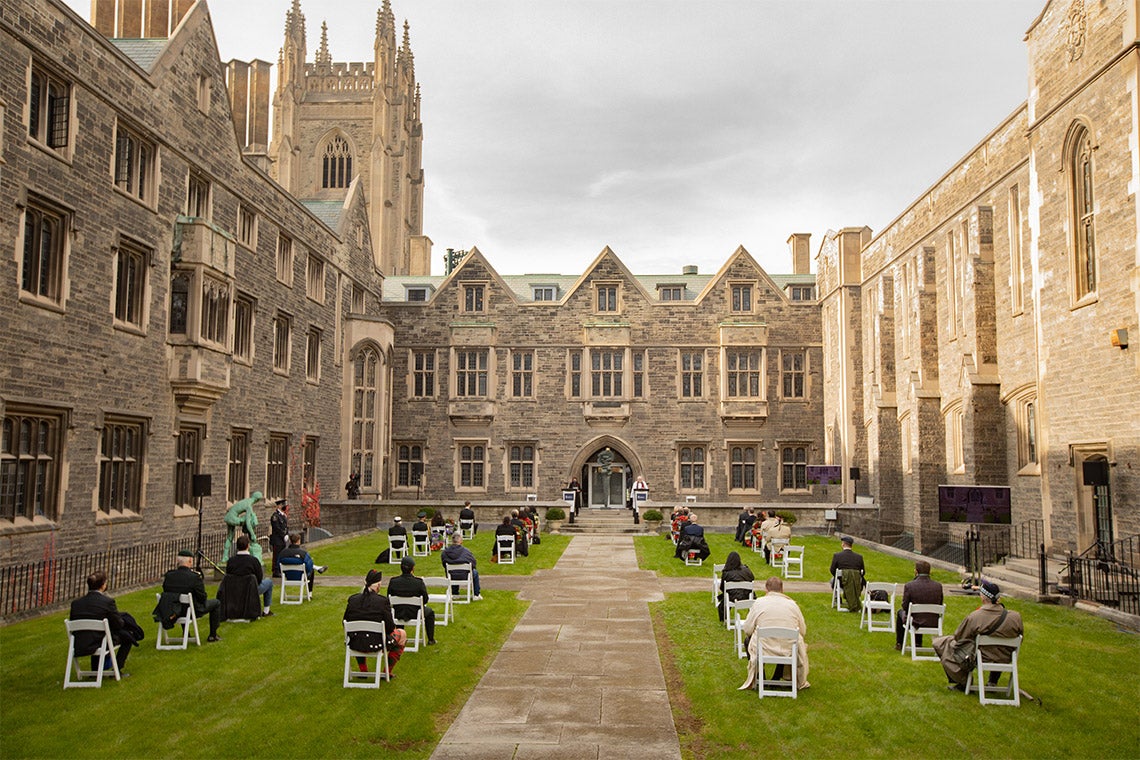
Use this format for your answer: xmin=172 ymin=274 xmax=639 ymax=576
xmin=279 ymin=560 xmax=312 ymax=605
xmin=782 ymin=545 xmax=804 ymax=580
xmin=411 ymin=530 xmax=430 ymax=557
xmin=425 ymin=576 xmax=454 ymax=626
xmin=754 ymin=627 xmax=799 ymax=699
xmin=496 ymin=535 xmax=515 ymax=564
xmin=732 ymin=598 xmax=757 ymax=659
xmin=343 ymin=620 xmax=389 ymax=688
xmin=685 ymin=548 xmax=703 ymax=566
xmin=711 ymin=563 xmax=726 ymax=606
xmin=64 ymin=619 xmax=121 ymax=688
xmin=902 ymin=603 xmax=946 ymax=661
xmin=389 ymin=595 xmax=426 ymax=652
xmin=723 ymin=581 xmax=756 ymax=631
xmin=859 ymin=582 xmax=897 ymax=632
xmin=154 ymin=592 xmax=201 ymax=649
xmin=966 ymin=634 xmax=1023 ymax=706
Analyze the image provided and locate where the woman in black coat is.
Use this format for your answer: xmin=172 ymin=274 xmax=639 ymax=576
xmin=717 ymin=551 xmax=756 ymax=621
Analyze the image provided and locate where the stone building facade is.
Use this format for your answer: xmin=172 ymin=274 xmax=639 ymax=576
xmin=0 ymin=0 xmax=393 ymax=564
xmin=819 ymin=0 xmax=1140 ymax=554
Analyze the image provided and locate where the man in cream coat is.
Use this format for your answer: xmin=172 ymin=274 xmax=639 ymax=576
xmin=738 ymin=576 xmax=810 ymax=691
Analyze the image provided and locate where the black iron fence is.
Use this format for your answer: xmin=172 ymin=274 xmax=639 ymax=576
xmin=1064 ymin=534 xmax=1140 ymax=616
xmin=1 ymin=531 xmax=231 ymax=619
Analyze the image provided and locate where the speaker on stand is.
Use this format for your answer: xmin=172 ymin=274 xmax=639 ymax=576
xmin=193 ymin=474 xmax=212 ymax=572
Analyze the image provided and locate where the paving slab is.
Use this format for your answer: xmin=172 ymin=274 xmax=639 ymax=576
xmin=430 ymin=535 xmax=681 ymax=760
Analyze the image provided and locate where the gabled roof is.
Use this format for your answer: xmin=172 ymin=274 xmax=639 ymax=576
xmin=301 ymin=200 xmax=344 ymax=230
xmin=109 ymin=38 xmax=168 ymax=70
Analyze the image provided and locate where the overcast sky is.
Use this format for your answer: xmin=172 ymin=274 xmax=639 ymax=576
xmin=67 ymin=0 xmax=1043 ymax=277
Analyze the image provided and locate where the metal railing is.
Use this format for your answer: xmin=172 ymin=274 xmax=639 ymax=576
xmin=1 ymin=531 xmax=231 ymax=619
xmin=1064 ymin=534 xmax=1140 ymax=616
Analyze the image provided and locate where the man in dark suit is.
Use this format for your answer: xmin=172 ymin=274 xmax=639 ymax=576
xmin=279 ymin=532 xmax=327 ymax=592
xmin=269 ymin=500 xmax=289 ymax=578
xmin=344 ymin=569 xmax=406 ymax=674
xmin=225 ymin=534 xmax=273 ymax=617
xmin=896 ymin=559 xmax=944 ymax=650
xmin=829 ymin=536 xmax=866 ymax=611
xmin=387 ymin=556 xmax=436 ymax=645
xmin=70 ymin=570 xmax=138 ymax=672
xmin=459 ymin=501 xmax=477 ymax=535
xmin=163 ymin=549 xmax=222 ymax=641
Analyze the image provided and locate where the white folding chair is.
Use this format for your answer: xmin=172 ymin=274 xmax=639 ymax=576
xmin=425 ymin=576 xmax=454 ymax=626
xmin=445 ymin=562 xmax=474 ymax=604
xmin=459 ymin=519 xmax=475 ymax=540
xmin=831 ymin=573 xmax=842 ymax=609
xmin=860 ymin=582 xmax=897 ymax=632
xmin=155 ymin=592 xmax=201 ymax=649
xmin=711 ymin=563 xmax=726 ymax=605
xmin=754 ymin=627 xmax=799 ymax=699
xmin=769 ymin=539 xmax=790 ymax=569
xmin=496 ymin=535 xmax=515 ymax=564
xmin=389 ymin=535 xmax=408 ymax=563
xmin=782 ymin=545 xmax=805 ymax=579
xmin=902 ymin=603 xmax=946 ymax=661
xmin=343 ymin=620 xmax=389 ymax=687
xmin=279 ymin=561 xmax=311 ymax=605
xmin=64 ymin=619 xmax=121 ymax=688
xmin=411 ymin=530 xmax=430 ymax=557
xmin=966 ymin=635 xmax=1023 ymax=706
xmin=750 ymin=535 xmax=764 ymax=554
xmin=732 ymin=598 xmax=756 ymax=659
xmin=389 ymin=595 xmax=425 ymax=652
xmin=723 ymin=581 xmax=756 ymax=631
xmin=684 ymin=548 xmax=703 ymax=566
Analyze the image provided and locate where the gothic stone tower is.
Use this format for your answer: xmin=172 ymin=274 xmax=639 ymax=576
xmin=270 ymin=0 xmax=430 ymax=276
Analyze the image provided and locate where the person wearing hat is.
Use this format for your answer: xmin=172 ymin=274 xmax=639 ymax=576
xmin=269 ymin=500 xmax=289 ymax=578
xmin=933 ymin=581 xmax=1024 ymax=691
xmin=387 ymin=556 xmax=436 ymax=645
xmin=343 ymin=570 xmax=407 ymax=674
xmin=162 ymin=549 xmax=222 ymax=642
xmin=829 ymin=536 xmax=866 ymax=612
xmin=388 ymin=516 xmax=408 ymax=538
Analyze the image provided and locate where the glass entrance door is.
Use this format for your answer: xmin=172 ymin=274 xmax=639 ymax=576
xmin=589 ymin=465 xmax=626 ymax=508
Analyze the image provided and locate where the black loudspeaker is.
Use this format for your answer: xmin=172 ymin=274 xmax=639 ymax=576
xmin=192 ymin=474 xmax=212 ymax=497
xmin=1082 ymin=461 xmax=1109 ymax=487
xmin=849 ymin=467 xmax=861 ymax=481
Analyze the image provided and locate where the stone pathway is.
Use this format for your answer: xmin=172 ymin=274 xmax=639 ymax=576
xmin=431 ymin=535 xmax=681 ymax=760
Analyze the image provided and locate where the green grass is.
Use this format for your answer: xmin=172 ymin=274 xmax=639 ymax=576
xmin=652 ymin=590 xmax=1140 ymax=759
xmin=635 ymin=533 xmax=960 ymax=584
xmin=2 ymin=582 xmax=527 ymax=759
xmin=314 ymin=530 xmax=571 ymax=578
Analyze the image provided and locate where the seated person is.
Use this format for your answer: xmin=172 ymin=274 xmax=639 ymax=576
xmin=459 ymin=501 xmax=478 ymax=535
xmin=738 ymin=576 xmax=810 ymax=691
xmin=895 ymin=560 xmax=943 ymax=651
xmin=389 ymin=516 xmax=408 ymax=538
xmin=70 ymin=570 xmax=139 ymax=673
xmin=278 ymin=532 xmax=327 ymax=592
xmin=934 ymin=581 xmax=1024 ymax=691
xmin=344 ymin=570 xmax=407 ymax=674
xmin=411 ymin=512 xmax=429 ymax=534
xmin=510 ymin=509 xmax=530 ymax=557
xmin=440 ymin=532 xmax=483 ymax=600
xmin=767 ymin=515 xmax=792 ymax=563
xmin=225 ymin=534 xmax=274 ymax=617
xmin=718 ymin=551 xmax=755 ymax=622
xmin=387 ymin=556 xmax=436 ymax=645
xmin=430 ymin=511 xmax=445 ymax=529
xmin=829 ymin=535 xmax=866 ymax=611
xmin=494 ymin=516 xmax=517 ymax=560
xmin=675 ymin=514 xmax=710 ymax=561
xmin=162 ymin=549 xmax=222 ymax=642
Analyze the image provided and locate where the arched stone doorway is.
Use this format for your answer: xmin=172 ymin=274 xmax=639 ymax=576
xmin=569 ymin=437 xmax=643 ymax=509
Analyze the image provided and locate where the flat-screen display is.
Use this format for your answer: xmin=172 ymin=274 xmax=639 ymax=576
xmin=806 ymin=465 xmax=843 ymax=485
xmin=937 ymin=485 xmax=1012 ymax=524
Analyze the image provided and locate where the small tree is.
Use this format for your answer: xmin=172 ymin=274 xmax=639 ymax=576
xmin=545 ymin=507 xmax=566 ymax=521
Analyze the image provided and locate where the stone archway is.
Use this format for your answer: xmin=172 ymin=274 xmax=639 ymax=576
xmin=569 ymin=436 xmax=643 ymax=509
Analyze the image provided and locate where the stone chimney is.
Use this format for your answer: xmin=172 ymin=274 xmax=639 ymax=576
xmin=682 ymin=265 xmax=698 ymax=275
xmin=90 ymin=0 xmax=196 ymax=38
xmin=227 ymin=59 xmax=272 ymax=161
xmin=787 ymin=233 xmax=811 ymax=275
xmin=837 ymin=226 xmax=872 ymax=286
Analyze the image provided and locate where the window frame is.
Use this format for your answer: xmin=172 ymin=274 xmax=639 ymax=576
xmin=395 ymin=442 xmax=425 ymax=489
xmin=658 ymin=285 xmax=683 ymax=302
xmin=19 ymin=194 xmax=69 ymax=309
xmin=276 ymin=234 xmax=294 ymax=287
xmin=411 ymin=350 xmax=436 ymax=399
xmin=227 ymin=428 xmax=250 ymax=503
xmin=1 ymin=405 xmax=67 ymax=523
xmin=27 ymin=61 xmax=72 ymax=156
xmin=238 ymin=205 xmax=258 ymax=249
xmin=507 ymin=442 xmax=536 ymax=490
xmin=352 ymin=349 xmax=380 ymax=489
xmin=595 ymin=283 xmax=620 ymax=314
xmin=112 ymin=119 xmax=156 ymax=205
xmin=779 ymin=444 xmax=809 ymax=493
xmin=462 ymin=283 xmax=486 ymax=314
xmin=232 ymin=292 xmax=255 ymax=364
xmin=728 ymin=443 xmax=759 ymax=493
xmin=98 ymin=416 xmax=146 ymax=516
xmin=306 ymin=253 xmax=326 ymax=304
xmin=112 ymin=237 xmax=150 ymax=333
xmin=265 ymin=433 xmax=290 ymax=502
xmin=1068 ymin=123 xmax=1097 ymax=304
xmin=454 ymin=348 xmax=490 ymax=398
xmin=272 ymin=312 xmax=292 ymax=374
xmin=780 ymin=349 xmax=806 ymax=400
xmin=511 ymin=349 xmax=535 ymax=399
xmin=184 ymin=171 xmax=211 ymax=220
xmin=678 ymin=443 xmax=707 ymax=491
xmin=305 ymin=326 xmax=322 ymax=384
xmin=321 ymin=134 xmax=354 ymax=189
xmin=724 ymin=348 xmax=764 ymax=399
xmin=590 ymin=348 xmax=625 ymax=398
xmin=457 ymin=440 xmax=487 ymax=491
xmin=173 ymin=424 xmax=203 ymax=513
xmin=730 ymin=282 xmax=754 ymax=313
xmin=531 ymin=285 xmax=556 ymax=302
xmin=679 ymin=350 xmax=705 ymax=399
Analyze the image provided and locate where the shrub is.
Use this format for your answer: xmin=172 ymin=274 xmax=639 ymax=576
xmin=423 ymin=507 xmax=436 ymax=520
xmin=642 ymin=509 xmax=664 ymax=522
xmin=775 ymin=510 xmax=797 ymax=525
xmin=545 ymin=507 xmax=566 ymax=521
